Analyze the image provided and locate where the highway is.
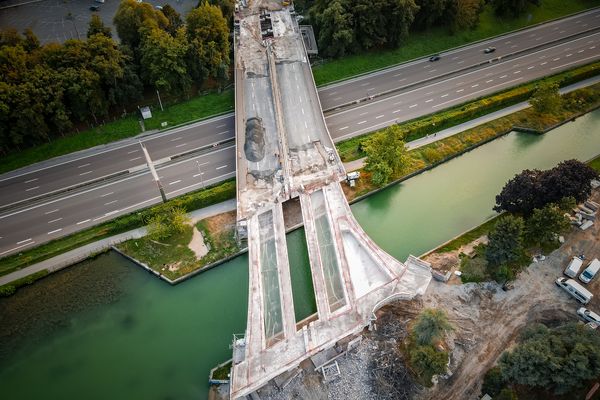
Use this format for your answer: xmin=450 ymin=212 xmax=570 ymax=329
xmin=0 ymin=11 xmax=599 ymax=256
xmin=1 ymin=8 xmax=598 ymax=210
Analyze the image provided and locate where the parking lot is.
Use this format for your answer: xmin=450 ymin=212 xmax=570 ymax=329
xmin=0 ymin=0 xmax=196 ymax=44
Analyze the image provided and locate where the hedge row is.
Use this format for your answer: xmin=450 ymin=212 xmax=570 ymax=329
xmin=337 ymin=61 xmax=600 ymax=162
xmin=0 ymin=179 xmax=237 ymax=276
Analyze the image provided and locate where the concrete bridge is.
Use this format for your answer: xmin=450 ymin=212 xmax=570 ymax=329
xmin=231 ymin=3 xmax=432 ymax=398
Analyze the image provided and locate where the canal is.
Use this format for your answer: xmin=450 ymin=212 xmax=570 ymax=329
xmin=1 ymin=110 xmax=599 ymax=399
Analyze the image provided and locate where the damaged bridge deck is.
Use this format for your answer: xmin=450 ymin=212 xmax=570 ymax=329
xmin=231 ymin=3 xmax=432 ymax=398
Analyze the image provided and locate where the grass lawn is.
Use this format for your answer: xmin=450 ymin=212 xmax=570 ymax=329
xmin=116 ymin=211 xmax=240 ymax=281
xmin=0 ymin=90 xmax=234 ymax=174
xmin=590 ymin=155 xmax=600 ymax=173
xmin=312 ymin=0 xmax=598 ymax=86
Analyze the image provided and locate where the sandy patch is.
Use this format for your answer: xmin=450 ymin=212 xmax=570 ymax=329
xmin=188 ymin=226 xmax=210 ymax=259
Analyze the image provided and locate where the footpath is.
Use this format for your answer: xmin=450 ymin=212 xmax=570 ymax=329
xmin=3 ymin=75 xmax=600 ymax=287
xmin=0 ymin=199 xmax=236 ymax=286
xmin=342 ymin=76 xmax=600 ymax=172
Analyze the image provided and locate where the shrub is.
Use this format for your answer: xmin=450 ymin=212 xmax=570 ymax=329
xmin=411 ymin=308 xmax=454 ymax=346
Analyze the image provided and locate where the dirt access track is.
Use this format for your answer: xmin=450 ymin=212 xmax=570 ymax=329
xmin=412 ymin=189 xmax=600 ymax=400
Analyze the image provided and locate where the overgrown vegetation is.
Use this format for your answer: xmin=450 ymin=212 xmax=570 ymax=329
xmin=311 ymin=0 xmax=596 ymax=85
xmin=0 ymin=269 xmax=49 ymax=297
xmin=482 ymin=323 xmax=600 ymax=398
xmin=211 ymin=361 xmax=232 ymax=381
xmin=404 ymin=308 xmax=453 ymax=386
xmin=336 ymin=61 xmax=600 ymax=163
xmin=116 ymin=210 xmax=239 ymax=280
xmin=0 ymin=179 xmax=236 ymax=277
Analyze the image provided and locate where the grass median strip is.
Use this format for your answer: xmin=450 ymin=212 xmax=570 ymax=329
xmin=0 ymin=90 xmax=234 ymax=175
xmin=342 ymin=80 xmax=600 ymax=202
xmin=312 ymin=0 xmax=596 ymax=86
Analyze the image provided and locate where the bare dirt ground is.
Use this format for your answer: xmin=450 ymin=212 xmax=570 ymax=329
xmin=259 ymin=189 xmax=599 ymax=400
xmin=188 ymin=226 xmax=209 ymax=259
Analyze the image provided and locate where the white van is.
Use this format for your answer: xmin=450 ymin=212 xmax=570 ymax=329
xmin=564 ymin=256 xmax=584 ymax=278
xmin=580 ymin=259 xmax=600 ymax=284
xmin=556 ymin=277 xmax=593 ymax=304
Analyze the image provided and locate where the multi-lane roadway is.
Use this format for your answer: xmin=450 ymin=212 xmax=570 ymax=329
xmin=0 ymin=9 xmax=599 ymax=256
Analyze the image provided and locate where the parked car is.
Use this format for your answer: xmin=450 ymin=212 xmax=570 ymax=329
xmin=429 ymin=54 xmax=441 ymax=62
xmin=89 ymin=5 xmax=100 ymax=11
xmin=484 ymin=47 xmax=496 ymax=54
xmin=578 ymin=307 xmax=600 ymax=325
xmin=564 ymin=256 xmax=584 ymax=278
xmin=155 ymin=5 xmax=163 ymax=10
xmin=555 ymin=277 xmax=593 ymax=304
xmin=95 ymin=0 xmax=105 ymax=3
xmin=580 ymin=259 xmax=600 ymax=284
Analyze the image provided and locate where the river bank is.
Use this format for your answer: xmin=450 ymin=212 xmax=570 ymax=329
xmin=2 ymin=112 xmax=600 ymax=400
xmin=110 ymin=82 xmax=600 ymax=284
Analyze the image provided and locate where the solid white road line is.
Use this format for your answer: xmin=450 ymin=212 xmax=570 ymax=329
xmin=0 ymin=241 xmax=35 ymax=256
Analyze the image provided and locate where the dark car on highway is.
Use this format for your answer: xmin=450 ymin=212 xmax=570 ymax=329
xmin=90 ymin=5 xmax=100 ymax=11
xmin=429 ymin=54 xmax=441 ymax=62
xmin=484 ymin=47 xmax=496 ymax=54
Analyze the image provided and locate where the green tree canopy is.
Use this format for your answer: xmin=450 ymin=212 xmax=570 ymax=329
xmin=530 ymin=81 xmax=562 ymax=115
xmin=313 ymin=0 xmax=355 ymax=58
xmin=491 ymin=0 xmax=540 ymax=18
xmin=186 ymin=2 xmax=230 ymax=85
xmin=499 ymin=323 xmax=600 ymax=395
xmin=87 ymin=14 xmax=112 ymax=38
xmin=525 ymin=202 xmax=570 ymax=247
xmin=485 ymin=215 xmax=524 ymax=267
xmin=364 ymin=125 xmax=409 ymax=186
xmin=139 ymin=25 xmax=191 ymax=95
xmin=113 ymin=0 xmax=168 ymax=49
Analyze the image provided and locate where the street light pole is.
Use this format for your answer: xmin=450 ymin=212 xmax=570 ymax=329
xmin=195 ymin=160 xmax=205 ymax=189
xmin=140 ymin=142 xmax=167 ymax=203
xmin=156 ymin=89 xmax=164 ymax=111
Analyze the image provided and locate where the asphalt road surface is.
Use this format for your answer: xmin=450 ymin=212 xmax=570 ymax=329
xmin=0 ymin=11 xmax=599 ymax=256
xmin=1 ymin=8 xmax=599 ymax=211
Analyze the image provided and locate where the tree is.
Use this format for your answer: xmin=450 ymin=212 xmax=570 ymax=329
xmin=525 ymin=203 xmax=570 ymax=247
xmin=160 ymin=4 xmax=183 ymax=36
xmin=490 ymin=0 xmax=540 ymax=18
xmin=486 ymin=215 xmax=524 ymax=267
xmin=22 ymin=28 xmax=40 ymax=52
xmin=499 ymin=323 xmax=600 ymax=395
xmin=539 ymin=159 xmax=598 ymax=205
xmin=170 ymin=206 xmax=190 ymax=234
xmin=414 ymin=0 xmax=449 ymax=30
xmin=186 ymin=2 xmax=230 ymax=85
xmin=364 ymin=125 xmax=408 ymax=186
xmin=147 ymin=214 xmax=170 ymax=241
xmin=113 ymin=0 xmax=168 ymax=50
xmin=530 ymin=81 xmax=562 ymax=115
xmin=313 ymin=0 xmax=355 ymax=58
xmin=409 ymin=345 xmax=449 ymax=381
xmin=411 ymin=308 xmax=454 ymax=346
xmin=139 ymin=25 xmax=191 ymax=96
xmin=87 ymin=15 xmax=112 ymax=38
xmin=481 ymin=366 xmax=506 ymax=397
xmin=494 ymin=169 xmax=543 ymax=215
xmin=446 ymin=0 xmax=484 ymax=33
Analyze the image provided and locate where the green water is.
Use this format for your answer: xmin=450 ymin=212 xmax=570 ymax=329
xmin=1 ymin=110 xmax=599 ymax=399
